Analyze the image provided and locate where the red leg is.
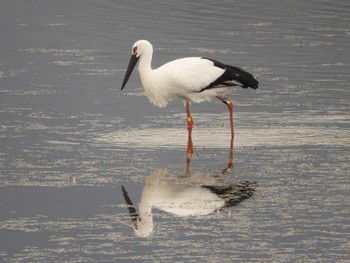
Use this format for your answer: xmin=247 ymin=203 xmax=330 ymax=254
xmin=216 ymin=96 xmax=234 ymax=139
xmin=221 ymin=138 xmax=234 ymax=176
xmin=185 ymin=137 xmax=193 ymax=175
xmin=186 ymin=101 xmax=193 ymax=138
xmin=186 ymin=136 xmax=193 ymax=159
xmin=185 ymin=101 xmax=193 ymax=158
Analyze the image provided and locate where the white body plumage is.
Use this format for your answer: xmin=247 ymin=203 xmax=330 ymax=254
xmin=139 ymin=55 xmax=230 ymax=107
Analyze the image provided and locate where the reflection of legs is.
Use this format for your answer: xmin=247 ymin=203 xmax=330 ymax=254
xmin=216 ymin=96 xmax=234 ymax=139
xmin=185 ymin=101 xmax=193 ymax=158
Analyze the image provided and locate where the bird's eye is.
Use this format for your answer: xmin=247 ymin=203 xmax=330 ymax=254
xmin=132 ymin=46 xmax=138 ymax=55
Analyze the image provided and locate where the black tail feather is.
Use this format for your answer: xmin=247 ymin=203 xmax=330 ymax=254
xmin=227 ymin=65 xmax=259 ymax=90
xmin=201 ymin=58 xmax=259 ymax=91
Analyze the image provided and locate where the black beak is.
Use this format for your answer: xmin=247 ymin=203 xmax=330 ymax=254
xmin=121 ymin=54 xmax=139 ymax=90
xmin=121 ymin=186 xmax=138 ymax=226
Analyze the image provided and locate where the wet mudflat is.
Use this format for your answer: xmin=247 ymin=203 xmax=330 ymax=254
xmin=0 ymin=0 xmax=349 ymax=262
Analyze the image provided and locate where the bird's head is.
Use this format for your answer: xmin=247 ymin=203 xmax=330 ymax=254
xmin=131 ymin=40 xmax=152 ymax=58
xmin=121 ymin=185 xmax=153 ymax=238
xmin=121 ymin=40 xmax=153 ymax=90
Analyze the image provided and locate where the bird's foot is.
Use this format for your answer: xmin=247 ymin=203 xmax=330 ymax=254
xmin=221 ymin=158 xmax=234 ymax=176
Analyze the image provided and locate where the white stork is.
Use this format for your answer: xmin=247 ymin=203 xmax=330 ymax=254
xmin=121 ymin=40 xmax=258 ymax=140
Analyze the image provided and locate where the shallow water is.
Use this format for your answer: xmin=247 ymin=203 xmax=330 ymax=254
xmin=1 ymin=0 xmax=349 ymax=262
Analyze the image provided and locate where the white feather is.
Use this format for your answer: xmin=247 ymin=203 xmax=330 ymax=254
xmin=134 ymin=40 xmax=230 ymax=107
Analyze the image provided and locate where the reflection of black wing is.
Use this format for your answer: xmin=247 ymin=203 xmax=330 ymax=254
xmin=121 ymin=186 xmax=138 ymax=222
xmin=202 ymin=181 xmax=257 ymax=208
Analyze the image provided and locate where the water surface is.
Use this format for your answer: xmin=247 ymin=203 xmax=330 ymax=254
xmin=0 ymin=0 xmax=349 ymax=262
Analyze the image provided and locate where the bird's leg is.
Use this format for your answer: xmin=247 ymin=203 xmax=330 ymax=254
xmin=216 ymin=96 xmax=234 ymax=139
xmin=185 ymin=101 xmax=194 ymax=158
xmin=185 ymin=139 xmax=192 ymax=176
xmin=221 ymin=138 xmax=234 ymax=176
xmin=187 ymin=136 xmax=193 ymax=159
xmin=186 ymin=101 xmax=193 ymax=137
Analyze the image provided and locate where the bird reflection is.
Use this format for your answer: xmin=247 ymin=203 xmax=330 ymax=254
xmin=122 ymin=140 xmax=256 ymax=237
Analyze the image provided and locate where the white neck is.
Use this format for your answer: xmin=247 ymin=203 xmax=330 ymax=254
xmin=134 ymin=201 xmax=153 ymax=237
xmin=138 ymin=49 xmax=153 ymax=75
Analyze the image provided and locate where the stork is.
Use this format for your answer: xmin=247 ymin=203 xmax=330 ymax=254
xmin=121 ymin=40 xmax=258 ymax=145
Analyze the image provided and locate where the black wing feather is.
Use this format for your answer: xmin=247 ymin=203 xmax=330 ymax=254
xmin=200 ymin=58 xmax=259 ymax=92
xmin=202 ymin=181 xmax=257 ymax=208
